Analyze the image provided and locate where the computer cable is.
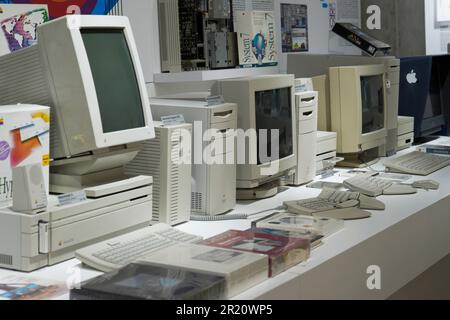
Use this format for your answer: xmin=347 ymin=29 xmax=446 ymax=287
xmin=190 ymin=206 xmax=285 ymax=221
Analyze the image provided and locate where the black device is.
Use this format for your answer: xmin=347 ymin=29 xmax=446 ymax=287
xmin=399 ymin=55 xmax=448 ymax=142
xmin=332 ymin=23 xmax=391 ymax=57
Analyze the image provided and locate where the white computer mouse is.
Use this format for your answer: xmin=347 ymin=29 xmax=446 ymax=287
xmin=412 ymin=180 xmax=440 ymax=191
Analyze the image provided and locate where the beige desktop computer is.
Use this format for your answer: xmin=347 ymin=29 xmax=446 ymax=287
xmin=329 ymin=64 xmax=388 ymax=167
xmin=214 ymin=75 xmax=297 ymax=199
xmin=0 ymin=16 xmax=155 ymax=271
xmin=288 ymin=54 xmax=400 ymax=157
xmin=151 ymin=99 xmax=237 ymax=216
xmin=125 ymin=122 xmax=192 ymax=226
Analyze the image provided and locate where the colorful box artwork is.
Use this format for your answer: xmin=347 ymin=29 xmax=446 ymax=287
xmin=0 ymin=1 xmax=119 ymax=19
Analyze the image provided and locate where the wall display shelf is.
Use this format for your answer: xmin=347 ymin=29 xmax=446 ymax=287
xmin=153 ymin=66 xmax=280 ymax=83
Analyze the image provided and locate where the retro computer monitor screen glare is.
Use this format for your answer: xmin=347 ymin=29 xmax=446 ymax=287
xmin=81 ymin=29 xmax=146 ymax=134
xmin=360 ymin=74 xmax=385 ymax=135
xmin=255 ymin=87 xmax=294 ymax=165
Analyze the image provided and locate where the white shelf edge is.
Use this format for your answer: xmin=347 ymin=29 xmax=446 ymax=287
xmin=153 ymin=66 xmax=280 ymax=83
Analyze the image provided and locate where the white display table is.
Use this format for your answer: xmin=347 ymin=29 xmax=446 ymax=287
xmin=1 ymin=141 xmax=449 ymax=300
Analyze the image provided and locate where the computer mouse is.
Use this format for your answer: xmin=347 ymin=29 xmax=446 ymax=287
xmin=412 ymin=180 xmax=440 ymax=191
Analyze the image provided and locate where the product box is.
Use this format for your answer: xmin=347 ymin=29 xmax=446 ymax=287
xmin=234 ymin=10 xmax=277 ymax=68
xmin=252 ymin=212 xmax=344 ymax=238
xmin=70 ymin=263 xmax=227 ymax=300
xmin=201 ymin=229 xmax=310 ymax=277
xmin=0 ymin=4 xmax=49 ymax=56
xmin=139 ymin=243 xmax=268 ymax=298
xmin=0 ymin=105 xmax=50 ymax=208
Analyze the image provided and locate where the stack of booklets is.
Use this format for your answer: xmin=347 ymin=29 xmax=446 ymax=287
xmin=417 ymin=140 xmax=450 ymax=156
xmin=138 ymin=243 xmax=268 ymax=298
xmin=70 ymin=264 xmax=226 ymax=300
xmin=252 ymin=212 xmax=344 ymax=238
xmin=201 ymin=229 xmax=311 ymax=277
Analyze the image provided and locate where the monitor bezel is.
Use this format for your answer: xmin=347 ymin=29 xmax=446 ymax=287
xmin=38 ymin=15 xmax=154 ymax=158
xmin=70 ymin=15 xmax=154 ymax=149
xmin=225 ymin=75 xmax=297 ymax=185
xmin=329 ymin=64 xmax=388 ymax=154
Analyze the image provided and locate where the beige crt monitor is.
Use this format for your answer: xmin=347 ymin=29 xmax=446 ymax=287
xmin=214 ymin=75 xmax=297 ymax=199
xmin=0 ymin=16 xmax=155 ymax=192
xmin=329 ymin=65 xmax=387 ymax=167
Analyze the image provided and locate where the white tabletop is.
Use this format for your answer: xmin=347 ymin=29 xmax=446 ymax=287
xmin=1 ymin=138 xmax=450 ymax=300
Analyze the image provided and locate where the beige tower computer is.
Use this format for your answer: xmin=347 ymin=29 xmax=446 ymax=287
xmin=329 ymin=64 xmax=388 ymax=167
xmin=125 ymin=122 xmax=192 ymax=226
xmin=151 ymin=99 xmax=237 ymax=216
xmin=286 ymin=90 xmax=318 ymax=186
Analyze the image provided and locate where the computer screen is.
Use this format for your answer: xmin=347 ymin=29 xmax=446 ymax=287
xmin=81 ymin=29 xmax=146 ymax=134
xmin=360 ymin=75 xmax=385 ymax=134
xmin=424 ymin=60 xmax=445 ymax=120
xmin=255 ymin=87 xmax=294 ymax=165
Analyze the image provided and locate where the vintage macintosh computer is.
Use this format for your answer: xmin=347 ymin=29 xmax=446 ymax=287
xmin=287 ymin=54 xmax=400 ymax=157
xmin=285 ymin=89 xmax=318 ymax=186
xmin=151 ymin=99 xmax=237 ymax=216
xmin=328 ymin=64 xmax=388 ymax=167
xmin=214 ymin=75 xmax=297 ymax=199
xmin=399 ymin=55 xmax=448 ymax=142
xmin=125 ymin=122 xmax=192 ymax=226
xmin=0 ymin=16 xmax=157 ymax=272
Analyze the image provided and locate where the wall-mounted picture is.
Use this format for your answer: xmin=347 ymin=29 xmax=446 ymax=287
xmin=0 ymin=0 xmax=120 ymax=19
xmin=281 ymin=3 xmax=308 ymax=53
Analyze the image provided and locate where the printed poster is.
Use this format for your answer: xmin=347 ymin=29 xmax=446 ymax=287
xmin=0 ymin=4 xmax=48 ymax=55
xmin=280 ymin=3 xmax=308 ymax=53
xmin=0 ymin=1 xmax=121 ymax=19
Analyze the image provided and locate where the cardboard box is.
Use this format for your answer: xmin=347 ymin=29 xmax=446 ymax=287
xmin=0 ymin=105 xmax=50 ymax=208
xmin=234 ymin=11 xmax=278 ymax=68
xmin=0 ymin=4 xmax=49 ymax=56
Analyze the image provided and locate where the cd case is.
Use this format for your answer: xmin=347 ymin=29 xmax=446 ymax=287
xmin=252 ymin=212 xmax=344 ymax=238
xmin=70 ymin=264 xmax=226 ymax=300
xmin=201 ymin=229 xmax=311 ymax=277
xmin=138 ymin=243 xmax=268 ymax=298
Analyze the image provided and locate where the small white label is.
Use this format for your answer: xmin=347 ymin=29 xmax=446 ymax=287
xmin=295 ymin=84 xmax=308 ymax=93
xmin=57 ymin=190 xmax=87 ymax=207
xmin=206 ymin=95 xmax=225 ymax=106
xmin=161 ymin=114 xmax=185 ymax=126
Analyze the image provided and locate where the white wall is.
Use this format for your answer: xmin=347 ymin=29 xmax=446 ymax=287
xmin=425 ymin=0 xmax=449 ymax=55
xmin=122 ymin=0 xmax=161 ymax=83
xmin=122 ymin=0 xmax=361 ymax=81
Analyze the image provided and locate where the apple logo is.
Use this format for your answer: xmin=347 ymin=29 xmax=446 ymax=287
xmin=406 ymin=69 xmax=418 ymax=84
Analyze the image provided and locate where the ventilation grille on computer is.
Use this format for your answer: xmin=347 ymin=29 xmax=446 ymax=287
xmin=124 ymin=130 xmax=162 ymax=221
xmin=0 ymin=254 xmax=13 ymax=266
xmin=158 ymin=0 xmax=182 ymax=72
xmin=169 ymin=136 xmax=181 ymax=224
xmin=191 ymin=192 xmax=203 ymax=211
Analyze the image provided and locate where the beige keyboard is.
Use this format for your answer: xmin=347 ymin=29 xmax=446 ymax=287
xmin=384 ymin=151 xmax=450 ymax=176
